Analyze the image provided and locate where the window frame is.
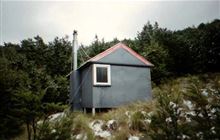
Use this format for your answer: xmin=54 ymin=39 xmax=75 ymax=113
xmin=93 ymin=64 xmax=111 ymax=86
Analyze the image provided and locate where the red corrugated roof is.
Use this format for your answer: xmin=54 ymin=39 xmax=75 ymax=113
xmin=82 ymin=42 xmax=153 ymax=67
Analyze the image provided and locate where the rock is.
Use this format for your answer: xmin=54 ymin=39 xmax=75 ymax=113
xmin=128 ymin=136 xmax=139 ymax=140
xmin=107 ymin=120 xmax=117 ymax=130
xmin=183 ymin=100 xmax=194 ymax=110
xmin=48 ymin=112 xmax=65 ymax=122
xmin=89 ymin=120 xmax=111 ymax=138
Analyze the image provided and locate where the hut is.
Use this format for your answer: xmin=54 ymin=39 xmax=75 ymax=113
xmin=70 ymin=35 xmax=153 ymax=115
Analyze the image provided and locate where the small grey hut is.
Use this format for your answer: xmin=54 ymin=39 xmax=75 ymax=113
xmin=70 ymin=36 xmax=153 ymax=114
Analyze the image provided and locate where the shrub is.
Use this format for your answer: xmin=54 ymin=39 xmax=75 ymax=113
xmin=148 ymin=76 xmax=220 ymax=140
xmin=72 ymin=113 xmax=95 ymax=140
xmin=37 ymin=114 xmax=73 ymax=140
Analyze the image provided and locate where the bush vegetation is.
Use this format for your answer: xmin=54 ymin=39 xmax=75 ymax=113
xmin=1 ymin=19 xmax=219 ymax=139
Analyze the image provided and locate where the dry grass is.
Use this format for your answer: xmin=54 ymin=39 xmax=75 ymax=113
xmin=13 ymin=73 xmax=220 ymax=140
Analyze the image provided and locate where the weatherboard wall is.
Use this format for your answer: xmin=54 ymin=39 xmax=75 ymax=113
xmin=70 ymin=71 xmax=82 ymax=110
xmin=81 ymin=65 xmax=93 ymax=108
xmin=96 ymin=47 xmax=146 ymax=66
xmin=71 ymin=43 xmax=153 ymax=110
xmin=92 ymin=65 xmax=152 ymax=108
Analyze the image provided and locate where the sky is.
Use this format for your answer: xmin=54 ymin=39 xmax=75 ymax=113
xmin=0 ymin=0 xmax=219 ymax=46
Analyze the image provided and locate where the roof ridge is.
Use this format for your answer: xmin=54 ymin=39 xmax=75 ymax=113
xmin=86 ymin=42 xmax=123 ymax=62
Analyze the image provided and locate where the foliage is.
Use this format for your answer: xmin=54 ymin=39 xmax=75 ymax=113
xmin=0 ymin=19 xmax=219 ymax=139
xmin=133 ymin=19 xmax=220 ymax=82
xmin=142 ymin=40 xmax=170 ymax=82
xmin=149 ymin=74 xmax=220 ymax=140
xmin=130 ymin=111 xmax=146 ymax=131
xmin=72 ymin=113 xmax=96 ymax=140
xmin=183 ymin=78 xmax=220 ymax=139
xmin=37 ymin=114 xmax=73 ymax=140
xmin=0 ymin=64 xmax=27 ymax=139
xmin=0 ymin=37 xmax=70 ymax=139
xmin=93 ymin=19 xmax=220 ymax=84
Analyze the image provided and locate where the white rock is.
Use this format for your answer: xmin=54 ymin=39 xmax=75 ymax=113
xmin=51 ymin=129 xmax=56 ymax=133
xmin=182 ymin=134 xmax=190 ymax=139
xmin=180 ymin=111 xmax=185 ymax=117
xmin=76 ymin=134 xmax=83 ymax=139
xmin=210 ymin=127 xmax=216 ymax=134
xmin=196 ymin=132 xmax=203 ymax=137
xmin=166 ymin=117 xmax=172 ymax=123
xmin=147 ymin=111 xmax=154 ymax=117
xmin=183 ymin=100 xmax=194 ymax=110
xmin=211 ymin=108 xmax=216 ymax=113
xmin=96 ymin=131 xmax=111 ymax=138
xmin=37 ymin=120 xmax=43 ymax=125
xmin=107 ymin=120 xmax=115 ymax=127
xmin=89 ymin=120 xmax=111 ymax=138
xmin=128 ymin=136 xmax=139 ymax=140
xmin=177 ymin=108 xmax=183 ymax=114
xmin=75 ymin=134 xmax=87 ymax=140
xmin=89 ymin=120 xmax=104 ymax=132
xmin=107 ymin=120 xmax=117 ymax=130
xmin=211 ymin=126 xmax=216 ymax=132
xmin=185 ymin=111 xmax=196 ymax=116
xmin=125 ymin=111 xmax=131 ymax=118
xmin=211 ymin=130 xmax=216 ymax=134
xmin=49 ymin=112 xmax=65 ymax=122
xmin=141 ymin=111 xmax=147 ymax=116
xmin=169 ymin=102 xmax=177 ymax=108
xmin=201 ymin=89 xmax=208 ymax=96
xmin=144 ymin=119 xmax=151 ymax=124
xmin=185 ymin=117 xmax=191 ymax=122
xmin=205 ymin=105 xmax=211 ymax=109
xmin=198 ymin=113 xmax=204 ymax=118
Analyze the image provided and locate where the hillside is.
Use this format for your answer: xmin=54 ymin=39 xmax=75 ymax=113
xmin=1 ymin=19 xmax=219 ymax=140
xmin=13 ymin=73 xmax=220 ymax=140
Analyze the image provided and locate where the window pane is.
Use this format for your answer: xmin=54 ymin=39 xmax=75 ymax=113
xmin=96 ymin=67 xmax=108 ymax=83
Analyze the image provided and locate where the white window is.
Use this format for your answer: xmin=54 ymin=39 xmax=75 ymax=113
xmin=93 ymin=64 xmax=111 ymax=86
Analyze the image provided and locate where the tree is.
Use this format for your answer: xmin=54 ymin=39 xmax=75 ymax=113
xmin=142 ymin=40 xmax=170 ymax=83
xmin=0 ymin=45 xmax=29 ymax=139
xmin=46 ymin=37 xmax=72 ymax=77
xmin=14 ymin=91 xmax=43 ymax=140
xmin=0 ymin=37 xmax=69 ymax=139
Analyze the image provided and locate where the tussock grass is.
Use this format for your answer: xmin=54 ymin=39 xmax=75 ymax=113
xmin=13 ymin=73 xmax=220 ymax=140
xmin=112 ymin=126 xmax=130 ymax=140
xmin=71 ymin=112 xmax=95 ymax=140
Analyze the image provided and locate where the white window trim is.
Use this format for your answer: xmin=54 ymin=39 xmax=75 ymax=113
xmin=93 ymin=64 xmax=111 ymax=86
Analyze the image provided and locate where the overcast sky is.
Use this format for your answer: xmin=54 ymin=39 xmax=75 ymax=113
xmin=0 ymin=0 xmax=219 ymax=45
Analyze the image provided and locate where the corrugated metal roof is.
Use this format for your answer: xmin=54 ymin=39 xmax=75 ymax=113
xmin=78 ymin=42 xmax=154 ymax=69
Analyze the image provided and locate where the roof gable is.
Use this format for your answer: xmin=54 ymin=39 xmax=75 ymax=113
xmin=80 ymin=43 xmax=153 ymax=69
xmin=97 ymin=47 xmax=146 ymax=65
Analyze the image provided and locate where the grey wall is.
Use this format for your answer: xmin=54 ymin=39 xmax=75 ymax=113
xmin=92 ymin=65 xmax=152 ymax=108
xmin=74 ymin=46 xmax=153 ymax=109
xmin=81 ymin=65 xmax=93 ymax=108
xmin=70 ymin=70 xmax=82 ymax=110
xmin=97 ymin=48 xmax=146 ymax=66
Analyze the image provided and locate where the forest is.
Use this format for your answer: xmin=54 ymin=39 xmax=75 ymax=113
xmin=0 ymin=19 xmax=219 ymax=139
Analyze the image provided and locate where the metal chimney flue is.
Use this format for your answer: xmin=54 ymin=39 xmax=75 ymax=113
xmin=72 ymin=30 xmax=78 ymax=71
